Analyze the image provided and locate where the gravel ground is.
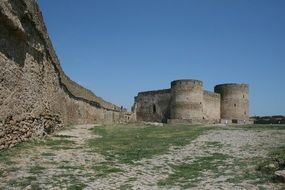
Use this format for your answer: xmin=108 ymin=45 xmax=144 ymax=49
xmin=0 ymin=125 xmax=284 ymax=190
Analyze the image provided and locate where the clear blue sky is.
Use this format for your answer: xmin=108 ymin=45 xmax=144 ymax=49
xmin=38 ymin=0 xmax=285 ymax=116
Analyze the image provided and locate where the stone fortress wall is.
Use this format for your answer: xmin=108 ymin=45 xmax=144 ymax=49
xmin=134 ymin=79 xmax=250 ymax=124
xmin=203 ymin=91 xmax=221 ymax=123
xmin=0 ymin=0 xmax=132 ymax=149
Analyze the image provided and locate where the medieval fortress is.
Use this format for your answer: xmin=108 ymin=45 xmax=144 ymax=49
xmin=133 ymin=80 xmax=250 ymax=124
xmin=0 ymin=0 xmax=250 ymax=149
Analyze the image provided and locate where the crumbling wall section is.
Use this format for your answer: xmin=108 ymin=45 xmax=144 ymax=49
xmin=134 ymin=89 xmax=171 ymax=123
xmin=0 ymin=114 xmax=62 ymax=149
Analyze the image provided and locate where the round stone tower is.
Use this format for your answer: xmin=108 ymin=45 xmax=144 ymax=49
xmin=170 ymin=79 xmax=203 ymax=121
xmin=214 ymin=83 xmax=249 ymax=121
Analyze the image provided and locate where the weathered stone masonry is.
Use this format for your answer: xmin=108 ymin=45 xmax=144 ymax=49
xmin=0 ymin=0 xmax=130 ymax=149
xmin=133 ymin=79 xmax=250 ymax=124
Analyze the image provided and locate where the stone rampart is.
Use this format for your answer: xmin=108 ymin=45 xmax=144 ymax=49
xmin=0 ymin=0 xmax=126 ymax=149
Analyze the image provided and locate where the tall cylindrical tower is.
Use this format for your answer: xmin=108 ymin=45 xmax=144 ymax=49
xmin=214 ymin=83 xmax=249 ymax=121
xmin=170 ymin=79 xmax=203 ymax=121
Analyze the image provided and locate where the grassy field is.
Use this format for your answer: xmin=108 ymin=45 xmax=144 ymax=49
xmin=0 ymin=123 xmax=284 ymax=189
xmin=88 ymin=124 xmax=212 ymax=163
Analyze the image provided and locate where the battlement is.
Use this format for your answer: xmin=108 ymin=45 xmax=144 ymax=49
xmin=171 ymin=79 xmax=203 ymax=87
xmin=137 ymin=89 xmax=171 ymax=96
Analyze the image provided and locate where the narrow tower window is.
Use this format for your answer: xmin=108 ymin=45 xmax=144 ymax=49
xmin=153 ymin=104 xmax=156 ymax=114
xmin=234 ymin=104 xmax=237 ymax=107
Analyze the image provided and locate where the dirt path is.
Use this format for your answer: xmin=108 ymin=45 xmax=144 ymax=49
xmin=0 ymin=124 xmax=106 ymax=189
xmin=0 ymin=125 xmax=284 ymax=190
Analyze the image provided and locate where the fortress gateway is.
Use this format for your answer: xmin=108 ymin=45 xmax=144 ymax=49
xmin=133 ymin=79 xmax=251 ymax=124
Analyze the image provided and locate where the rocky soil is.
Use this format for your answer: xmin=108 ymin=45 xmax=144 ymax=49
xmin=0 ymin=124 xmax=284 ymax=190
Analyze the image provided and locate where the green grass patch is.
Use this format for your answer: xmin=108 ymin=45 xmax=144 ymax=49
xmin=0 ymin=140 xmax=40 ymax=165
xmin=227 ymin=146 xmax=285 ymax=184
xmin=0 ymin=137 xmax=75 ymax=165
xmin=158 ymin=153 xmax=230 ymax=188
xmin=29 ymin=165 xmax=46 ymax=174
xmin=256 ymin=145 xmax=285 ymax=180
xmin=92 ymin=162 xmax=123 ymax=177
xmin=7 ymin=176 xmax=38 ymax=188
xmin=270 ymin=145 xmax=285 ymax=168
xmin=67 ymin=181 xmax=86 ymax=190
xmin=88 ymin=124 xmax=211 ymax=163
xmin=6 ymin=166 xmax=19 ymax=173
xmin=41 ymin=138 xmax=75 ymax=147
xmin=226 ymin=158 xmax=267 ymax=184
xmin=119 ymin=184 xmax=133 ymax=190
xmin=50 ymin=173 xmax=86 ymax=190
xmin=230 ymin=124 xmax=285 ymax=130
xmin=0 ymin=169 xmax=4 ymax=177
